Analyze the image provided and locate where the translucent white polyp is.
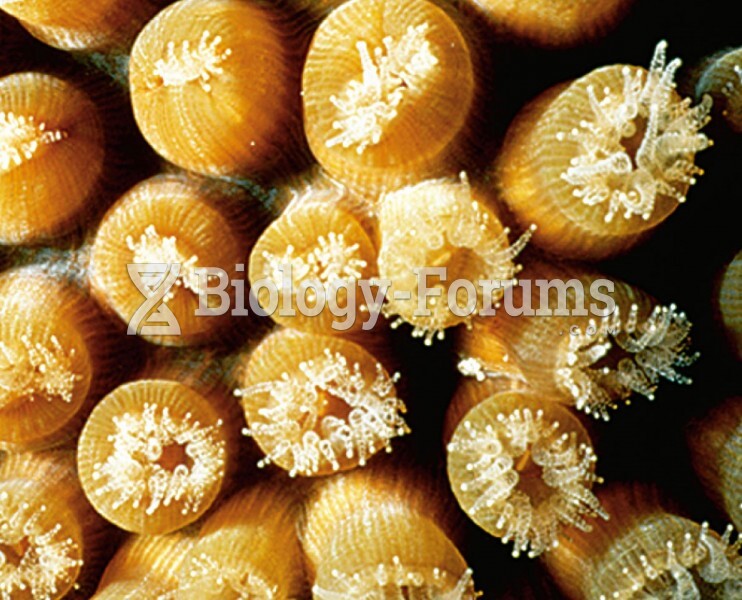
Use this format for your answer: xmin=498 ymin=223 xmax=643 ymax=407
xmin=326 ymin=24 xmax=439 ymax=154
xmin=238 ymin=348 xmax=407 ymax=476
xmin=448 ymin=403 xmax=606 ymax=558
xmin=0 ymin=489 xmax=82 ymax=599
xmin=556 ymin=302 xmax=698 ymax=421
xmin=592 ymin=518 xmax=742 ymax=599
xmin=378 ymin=173 xmax=532 ymax=345
xmin=560 ymin=41 xmax=712 ymax=222
xmin=92 ymin=402 xmax=225 ymax=517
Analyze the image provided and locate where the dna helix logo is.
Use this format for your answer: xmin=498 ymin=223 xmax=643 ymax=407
xmin=127 ymin=263 xmax=182 ymax=336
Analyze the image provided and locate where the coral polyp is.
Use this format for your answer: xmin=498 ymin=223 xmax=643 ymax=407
xmin=77 ymin=379 xmax=234 ymax=534
xmin=125 ymin=224 xmax=208 ymax=302
xmin=91 ymin=402 xmax=225 ymax=517
xmin=175 ymin=484 xmax=305 ymax=599
xmin=237 ymin=329 xmax=408 ymax=477
xmin=303 ymin=0 xmax=475 ymax=195
xmin=325 ymin=23 xmax=439 ymax=155
xmin=129 ymin=0 xmax=299 ymax=177
xmin=497 ymin=41 xmax=712 ymax=259
xmin=0 ymin=489 xmax=83 ymax=599
xmin=377 ymin=173 xmax=532 ymax=345
xmin=0 ymin=268 xmax=118 ymax=451
xmin=561 ymin=42 xmax=711 ymax=222
xmin=0 ymin=0 xmax=160 ymax=51
xmin=92 ymin=533 xmax=194 ymax=599
xmin=696 ymin=47 xmax=742 ymax=133
xmin=688 ymin=397 xmax=742 ymax=531
xmin=0 ymin=452 xmax=108 ymax=600
xmin=555 ymin=302 xmax=698 ymax=420
xmin=151 ymin=30 xmax=233 ymax=93
xmin=249 ymin=186 xmax=378 ymax=335
xmin=465 ymin=0 xmax=634 ymax=47
xmin=447 ymin=386 xmax=606 ymax=558
xmin=301 ymin=464 xmax=479 ymax=598
xmin=0 ymin=110 xmax=66 ymax=171
xmin=544 ymin=485 xmax=742 ymax=599
xmin=0 ymin=72 xmax=105 ymax=245
xmin=458 ymin=260 xmax=698 ymax=421
xmin=590 ymin=521 xmax=741 ymax=599
xmin=0 ymin=333 xmax=80 ymax=406
xmin=90 ymin=174 xmax=252 ymax=346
